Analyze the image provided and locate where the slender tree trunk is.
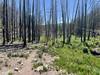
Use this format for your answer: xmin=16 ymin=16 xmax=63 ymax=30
xmin=36 ymin=0 xmax=40 ymax=43
xmin=83 ymin=0 xmax=87 ymax=42
xmin=19 ymin=0 xmax=22 ymax=40
xmin=13 ymin=1 xmax=16 ymax=41
xmin=43 ymin=0 xmax=47 ymax=42
xmin=60 ymin=0 xmax=66 ymax=44
xmin=23 ymin=0 xmax=26 ymax=47
xmin=81 ymin=0 xmax=84 ymax=42
xmin=5 ymin=0 xmax=9 ymax=43
xmin=27 ymin=0 xmax=31 ymax=42
xmin=55 ymin=0 xmax=58 ymax=39
xmin=11 ymin=0 xmax=14 ymax=43
xmin=51 ymin=0 xmax=56 ymax=45
xmin=32 ymin=0 xmax=35 ymax=42
xmin=2 ymin=0 xmax=6 ymax=45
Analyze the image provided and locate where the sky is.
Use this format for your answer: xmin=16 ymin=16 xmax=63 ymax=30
xmin=15 ymin=0 xmax=76 ymax=22
xmin=1 ymin=0 xmax=97 ymax=23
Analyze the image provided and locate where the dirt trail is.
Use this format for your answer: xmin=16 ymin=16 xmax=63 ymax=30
xmin=0 ymin=49 xmax=67 ymax=75
xmin=13 ymin=50 xmax=59 ymax=75
xmin=15 ymin=51 xmax=37 ymax=75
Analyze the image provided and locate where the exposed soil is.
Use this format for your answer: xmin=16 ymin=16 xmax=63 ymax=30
xmin=0 ymin=44 xmax=68 ymax=75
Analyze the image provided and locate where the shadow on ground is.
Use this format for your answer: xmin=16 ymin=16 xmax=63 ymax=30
xmin=0 ymin=44 xmax=24 ymax=52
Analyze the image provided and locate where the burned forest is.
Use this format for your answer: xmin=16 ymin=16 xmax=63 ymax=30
xmin=0 ymin=0 xmax=100 ymax=75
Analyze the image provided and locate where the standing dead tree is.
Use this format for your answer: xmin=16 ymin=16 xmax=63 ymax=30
xmin=66 ymin=0 xmax=71 ymax=43
xmin=19 ymin=0 xmax=22 ymax=40
xmin=51 ymin=0 xmax=57 ymax=45
xmin=2 ymin=0 xmax=6 ymax=45
xmin=60 ymin=0 xmax=66 ymax=44
xmin=2 ymin=0 xmax=9 ymax=45
xmin=43 ymin=0 xmax=47 ymax=42
xmin=32 ymin=0 xmax=35 ymax=43
xmin=35 ymin=0 xmax=41 ymax=43
xmin=1 ymin=0 xmax=99 ymax=46
xmin=27 ymin=0 xmax=31 ymax=42
xmin=83 ymin=0 xmax=87 ymax=42
xmin=23 ymin=0 xmax=26 ymax=47
xmin=11 ymin=0 xmax=15 ymax=43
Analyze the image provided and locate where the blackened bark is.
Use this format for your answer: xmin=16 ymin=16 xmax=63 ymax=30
xmin=23 ymin=0 xmax=26 ymax=47
xmin=19 ymin=0 xmax=22 ymax=40
xmin=32 ymin=0 xmax=35 ymax=42
xmin=2 ymin=0 xmax=6 ymax=45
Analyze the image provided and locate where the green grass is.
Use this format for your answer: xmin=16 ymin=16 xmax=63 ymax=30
xmin=40 ymin=35 xmax=46 ymax=43
xmin=8 ymin=71 xmax=13 ymax=75
xmin=48 ymin=36 xmax=100 ymax=75
xmin=32 ymin=62 xmax=43 ymax=69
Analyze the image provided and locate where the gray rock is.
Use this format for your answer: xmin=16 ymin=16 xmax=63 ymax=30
xmin=17 ymin=60 xmax=22 ymax=64
xmin=33 ymin=58 xmax=38 ymax=62
xmin=34 ymin=66 xmax=44 ymax=72
xmin=91 ymin=48 xmax=100 ymax=55
xmin=14 ymin=67 xmax=19 ymax=71
xmin=34 ymin=65 xmax=48 ymax=73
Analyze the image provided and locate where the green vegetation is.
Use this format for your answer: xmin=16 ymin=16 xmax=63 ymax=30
xmin=32 ymin=61 xmax=48 ymax=72
xmin=7 ymin=52 xmax=29 ymax=59
xmin=48 ymin=36 xmax=100 ymax=75
xmin=8 ymin=71 xmax=13 ymax=75
xmin=32 ymin=62 xmax=43 ymax=69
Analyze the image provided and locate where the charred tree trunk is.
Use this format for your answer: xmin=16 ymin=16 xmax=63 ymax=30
xmin=55 ymin=0 xmax=58 ymax=39
xmin=2 ymin=0 xmax=6 ymax=45
xmin=83 ymin=0 xmax=87 ymax=42
xmin=36 ymin=0 xmax=40 ymax=43
xmin=23 ymin=0 xmax=26 ymax=47
xmin=81 ymin=0 xmax=84 ymax=42
xmin=5 ymin=0 xmax=9 ymax=43
xmin=60 ymin=0 xmax=66 ymax=44
xmin=43 ymin=0 xmax=47 ymax=42
xmin=11 ymin=0 xmax=14 ymax=43
xmin=32 ymin=0 xmax=35 ymax=43
xmin=19 ymin=0 xmax=22 ymax=40
xmin=13 ymin=0 xmax=16 ymax=41
xmin=27 ymin=0 xmax=31 ymax=42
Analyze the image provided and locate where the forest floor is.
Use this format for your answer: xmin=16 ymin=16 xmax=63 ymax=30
xmin=0 ymin=36 xmax=99 ymax=75
xmin=48 ymin=36 xmax=100 ymax=75
xmin=0 ymin=43 xmax=72 ymax=75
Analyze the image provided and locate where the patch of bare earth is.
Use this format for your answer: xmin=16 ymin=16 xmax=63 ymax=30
xmin=0 ymin=48 xmax=71 ymax=75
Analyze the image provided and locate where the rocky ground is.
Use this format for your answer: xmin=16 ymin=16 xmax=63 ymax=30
xmin=0 ymin=44 xmax=71 ymax=75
